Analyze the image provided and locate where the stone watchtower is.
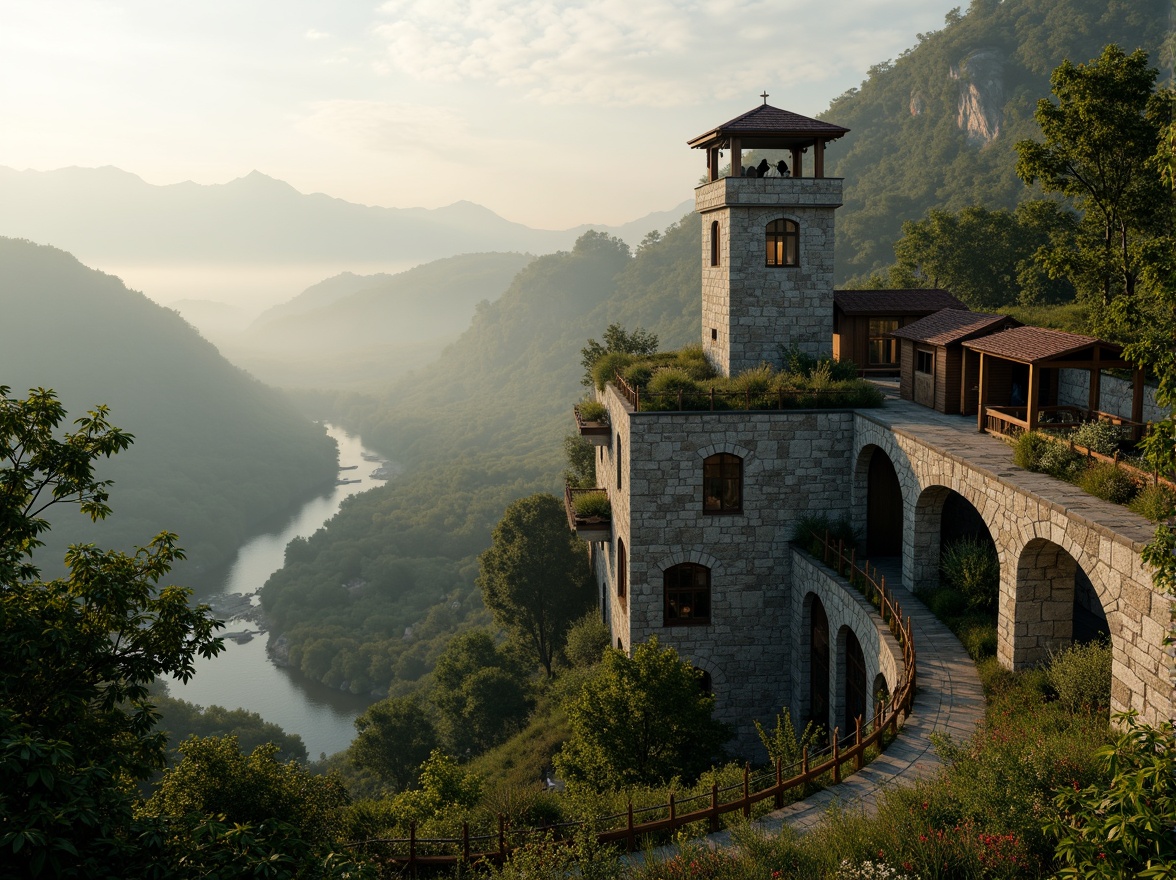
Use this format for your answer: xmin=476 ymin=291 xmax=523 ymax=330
xmin=689 ymin=102 xmax=849 ymax=376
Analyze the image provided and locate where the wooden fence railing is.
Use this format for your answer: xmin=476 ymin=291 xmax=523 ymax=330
xmin=613 ymin=373 xmax=870 ymax=413
xmin=982 ymin=405 xmax=1147 ymax=444
xmin=344 ymin=533 xmax=916 ymax=871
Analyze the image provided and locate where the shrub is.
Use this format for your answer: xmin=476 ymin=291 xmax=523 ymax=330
xmin=675 ymin=344 xmax=716 ymax=381
xmin=730 ymin=363 xmax=775 ymax=396
xmin=572 ymin=491 xmax=610 ymax=519
xmin=1012 ymin=431 xmax=1051 ymax=470
xmin=793 ymin=513 xmax=858 ymax=556
xmin=564 ymin=612 xmax=610 ymax=668
xmin=620 ymin=361 xmax=653 ymax=389
xmin=1078 ymin=461 xmax=1137 ymax=504
xmin=928 ymin=588 xmax=967 ymax=619
xmin=939 ymin=537 xmax=1000 ymax=613
xmin=592 ymin=351 xmax=633 ymax=391
xmin=576 ymin=400 xmax=607 ymax=423
xmin=958 ymin=621 xmax=998 ymax=661
xmin=1038 ymin=441 xmax=1085 ymax=479
xmin=645 ymin=368 xmax=704 ymax=409
xmin=1068 ymin=419 xmax=1122 ymax=456
xmin=1046 ymin=640 xmax=1112 ymax=714
xmin=1128 ymin=483 xmax=1176 ymax=521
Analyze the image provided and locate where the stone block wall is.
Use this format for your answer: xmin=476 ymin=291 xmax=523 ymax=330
xmin=790 ymin=550 xmax=903 ymax=738
xmin=696 ymin=177 xmax=842 ymax=375
xmin=1057 ymin=368 xmax=1163 ymax=424
xmin=594 ymin=383 xmax=856 ymax=756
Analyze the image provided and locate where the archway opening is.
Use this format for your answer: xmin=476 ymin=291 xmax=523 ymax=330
xmin=872 ymin=673 xmax=890 ymax=724
xmin=914 ymin=487 xmax=999 ymax=627
xmin=864 ymin=446 xmax=903 ymax=557
xmin=806 ymin=594 xmax=830 ymax=737
xmin=840 ymin=627 xmax=867 ymax=738
xmin=1013 ymin=537 xmax=1108 ymax=666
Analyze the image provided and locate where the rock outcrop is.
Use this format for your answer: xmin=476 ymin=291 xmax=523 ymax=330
xmin=950 ymin=48 xmax=1005 ymax=145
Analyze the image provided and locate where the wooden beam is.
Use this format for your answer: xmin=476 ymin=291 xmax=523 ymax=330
xmin=791 ymin=147 xmax=802 ymax=179
xmin=814 ymin=139 xmax=825 ymax=178
xmin=977 ymin=352 xmax=988 ymax=432
xmin=1088 ymin=348 xmax=1101 ymax=412
xmin=731 ymin=138 xmax=742 ymax=178
xmin=1026 ymin=363 xmax=1039 ymax=433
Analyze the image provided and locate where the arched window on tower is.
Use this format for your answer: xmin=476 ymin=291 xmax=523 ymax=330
xmin=766 ymin=219 xmax=799 ymax=267
xmin=703 ymin=452 xmax=742 ymax=514
xmin=664 ymin=563 xmax=711 ymax=626
xmin=710 ymin=220 xmax=720 ymax=266
xmin=616 ymin=538 xmax=627 ymax=602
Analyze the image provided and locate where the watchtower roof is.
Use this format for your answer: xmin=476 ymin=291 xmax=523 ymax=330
xmin=688 ymin=104 xmax=850 ymax=151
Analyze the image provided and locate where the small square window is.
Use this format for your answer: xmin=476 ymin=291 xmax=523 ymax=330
xmin=711 ymin=328 xmax=717 ymax=341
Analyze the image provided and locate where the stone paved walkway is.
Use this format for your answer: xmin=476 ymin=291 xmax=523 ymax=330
xmin=635 ymin=561 xmax=986 ymax=860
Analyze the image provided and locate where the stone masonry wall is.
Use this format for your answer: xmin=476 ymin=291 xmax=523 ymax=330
xmin=595 ymin=382 xmax=856 ymax=757
xmin=790 ymin=550 xmax=903 ymax=738
xmin=696 ymin=177 xmax=842 ymax=376
xmin=852 ymin=413 xmax=1174 ymax=725
xmin=1057 ymin=368 xmax=1163 ymax=424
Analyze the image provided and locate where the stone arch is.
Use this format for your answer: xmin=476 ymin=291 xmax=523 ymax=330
xmin=801 ymin=592 xmax=831 ymax=736
xmin=911 ymin=484 xmax=1002 ymax=594
xmin=696 ymin=442 xmax=762 ymax=477
xmin=1007 ymin=536 xmax=1112 ymax=668
xmin=690 ymin=656 xmax=727 ymax=718
xmin=855 ymin=444 xmax=903 ymax=557
xmin=835 ymin=624 xmax=867 ymax=739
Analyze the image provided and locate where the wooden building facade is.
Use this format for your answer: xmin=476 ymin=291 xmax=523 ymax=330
xmin=833 ymin=289 xmax=967 ymax=375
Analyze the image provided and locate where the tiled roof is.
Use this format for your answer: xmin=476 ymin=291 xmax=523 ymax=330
xmin=891 ymin=310 xmax=1016 ymax=346
xmin=834 ymin=289 xmax=968 ymax=316
xmin=962 ymin=326 xmax=1116 ymax=363
xmin=688 ymin=104 xmax=849 ymax=147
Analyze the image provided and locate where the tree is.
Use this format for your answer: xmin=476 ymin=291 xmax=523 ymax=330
xmin=1016 ymin=45 xmax=1167 ymax=320
xmin=0 ymin=386 xmax=223 ymax=877
xmin=580 ymin=323 xmax=659 ymax=387
xmin=349 ymin=695 xmax=438 ymax=792
xmin=477 ymin=494 xmax=594 ymax=677
xmin=555 ymin=638 xmax=731 ymax=789
xmin=430 ymin=630 xmax=531 ymax=756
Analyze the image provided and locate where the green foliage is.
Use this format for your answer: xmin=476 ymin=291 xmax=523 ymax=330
xmin=0 ymin=388 xmax=227 ymax=877
xmin=755 ymin=706 xmax=820 ymax=767
xmin=478 ymin=494 xmax=594 ymax=676
xmin=940 ymin=537 xmax=1000 ymax=612
xmin=0 ymin=240 xmax=338 ymax=588
xmin=576 ymin=400 xmax=608 ymax=422
xmin=152 ymin=692 xmax=308 ymax=764
xmin=928 ymin=588 xmax=968 ymax=619
xmin=1048 ymin=713 xmax=1176 ymax=878
xmin=555 ymin=637 xmax=731 ymax=790
xmin=824 ymin=0 xmax=1168 ymax=283
xmin=1038 ymin=441 xmax=1085 ymax=480
xmin=563 ymin=612 xmax=610 ymax=669
xmin=1128 ymin=484 xmax=1176 ymax=522
xmin=383 ymin=750 xmax=483 ymax=824
xmin=581 ymin=323 xmax=660 ymax=387
xmin=1078 ymin=461 xmax=1138 ymax=504
xmin=431 ymin=630 xmax=532 ymax=756
xmin=349 ymin=694 xmax=437 ymax=792
xmin=563 ymin=433 xmax=597 ymax=489
xmin=793 ymin=513 xmax=859 ymax=556
xmin=1046 ymin=640 xmax=1112 ymax=715
xmin=142 ymin=735 xmax=349 ymax=844
xmin=572 ymin=490 xmax=611 ymax=519
xmin=1016 ymin=45 xmax=1167 ymax=322
xmin=1068 ymin=419 xmax=1123 ymax=455
xmin=1012 ymin=430 xmax=1049 ymax=470
xmin=489 ymin=830 xmax=624 ymax=880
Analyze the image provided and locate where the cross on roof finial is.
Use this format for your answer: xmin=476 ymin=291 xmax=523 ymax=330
xmin=760 ymin=90 xmax=769 ymax=105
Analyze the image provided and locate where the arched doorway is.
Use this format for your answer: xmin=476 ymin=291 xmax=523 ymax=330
xmin=808 ymin=595 xmax=830 ymax=735
xmin=912 ymin=485 xmax=998 ymax=601
xmin=865 ymin=447 xmax=903 ymax=557
xmin=841 ymin=628 xmax=867 ymax=737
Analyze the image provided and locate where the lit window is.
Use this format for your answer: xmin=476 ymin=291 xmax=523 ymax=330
xmin=703 ymin=453 xmax=742 ymax=514
xmin=765 ymin=219 xmax=799 ymax=267
xmin=664 ymin=563 xmax=711 ymax=625
xmin=868 ymin=319 xmax=899 ymax=365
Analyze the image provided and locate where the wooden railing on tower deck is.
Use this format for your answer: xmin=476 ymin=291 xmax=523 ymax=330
xmin=342 ymin=532 xmax=917 ymax=870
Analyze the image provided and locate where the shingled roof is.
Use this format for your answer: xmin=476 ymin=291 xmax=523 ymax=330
xmin=688 ymin=104 xmax=849 ymax=149
xmin=962 ymin=326 xmax=1119 ymax=364
xmin=891 ymin=310 xmax=1018 ymax=346
xmin=833 ymin=289 xmax=968 ymax=316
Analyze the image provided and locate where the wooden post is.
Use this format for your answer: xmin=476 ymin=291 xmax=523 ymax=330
xmin=710 ymin=387 xmax=715 ymax=411
xmin=814 ymin=139 xmax=825 ymax=178
xmin=1026 ymin=363 xmax=1039 ymax=433
xmin=410 ymin=821 xmax=417 ymax=868
xmin=709 ymin=782 xmax=719 ymax=832
xmin=669 ymin=791 xmax=676 ymax=827
xmin=774 ymin=757 xmax=783 ymax=808
xmin=677 ymin=388 xmax=683 ymax=410
xmin=743 ymin=763 xmax=751 ymax=817
xmin=832 ymin=729 xmax=841 ymax=783
xmin=855 ymin=716 xmax=864 ymax=770
xmin=1088 ymin=349 xmax=1101 ymax=413
xmin=463 ymin=822 xmax=470 ymax=863
xmin=976 ymin=352 xmax=988 ymax=432
xmin=626 ymin=802 xmax=634 ymax=853
xmin=731 ymin=138 xmax=742 ymax=177
xmin=1132 ymin=367 xmax=1145 ymax=443
xmin=802 ymin=746 xmax=809 ymax=778
xmin=498 ymin=814 xmax=506 ymax=862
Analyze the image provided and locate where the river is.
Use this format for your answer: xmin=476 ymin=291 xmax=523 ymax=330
xmin=169 ymin=424 xmax=387 ymax=759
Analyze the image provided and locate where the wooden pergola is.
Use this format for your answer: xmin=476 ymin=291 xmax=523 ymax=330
xmin=962 ymin=326 xmax=1146 ymax=439
xmin=688 ymin=102 xmax=849 ymax=181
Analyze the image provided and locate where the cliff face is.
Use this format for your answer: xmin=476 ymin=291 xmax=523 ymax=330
xmin=951 ymin=48 xmax=1005 ymax=146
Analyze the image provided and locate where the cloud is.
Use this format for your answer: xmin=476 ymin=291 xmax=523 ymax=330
xmin=371 ymin=0 xmax=940 ymax=107
xmin=304 ymin=28 xmax=331 ymax=41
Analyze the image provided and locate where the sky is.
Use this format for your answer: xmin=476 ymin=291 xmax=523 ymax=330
xmin=0 ymin=0 xmax=960 ymax=230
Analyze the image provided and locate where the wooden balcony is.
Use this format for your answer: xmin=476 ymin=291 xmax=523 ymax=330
xmin=573 ymin=404 xmax=610 ymax=446
xmin=564 ymin=485 xmax=611 ymax=542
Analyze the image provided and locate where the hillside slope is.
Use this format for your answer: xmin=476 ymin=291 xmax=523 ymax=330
xmin=821 ymin=0 xmax=1168 ymax=281
xmin=0 ymin=237 xmax=337 ymax=586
